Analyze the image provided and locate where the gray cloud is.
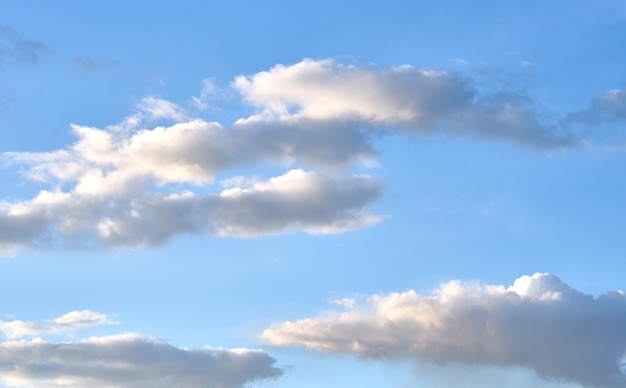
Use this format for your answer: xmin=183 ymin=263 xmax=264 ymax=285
xmin=73 ymin=55 xmax=123 ymax=73
xmin=0 ymin=91 xmax=380 ymax=252
xmin=262 ymin=273 xmax=626 ymax=388
xmin=0 ymin=26 xmax=49 ymax=67
xmin=565 ymin=87 xmax=626 ymax=140
xmin=0 ymin=334 xmax=282 ymax=388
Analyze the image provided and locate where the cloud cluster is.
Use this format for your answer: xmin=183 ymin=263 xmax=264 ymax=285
xmin=2 ymin=58 xmax=625 ymax=251
xmin=0 ymin=310 xmax=117 ymax=340
xmin=262 ymin=273 xmax=626 ymax=388
xmin=0 ymin=334 xmax=282 ymax=388
xmin=1 ymin=94 xmax=381 ymax=250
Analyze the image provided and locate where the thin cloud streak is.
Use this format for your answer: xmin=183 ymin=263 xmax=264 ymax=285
xmin=234 ymin=59 xmax=603 ymax=148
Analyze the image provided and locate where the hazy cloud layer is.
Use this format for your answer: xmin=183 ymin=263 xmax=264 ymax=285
xmin=0 ymin=310 xmax=117 ymax=340
xmin=0 ymin=334 xmax=282 ymax=388
xmin=263 ymin=273 xmax=626 ymax=388
xmin=2 ymin=58 xmax=625 ymax=251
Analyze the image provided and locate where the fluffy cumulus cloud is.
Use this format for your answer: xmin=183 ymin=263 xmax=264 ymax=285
xmin=566 ymin=87 xmax=626 ymax=134
xmin=0 ymin=167 xmax=380 ymax=250
xmin=262 ymin=273 xmax=626 ymax=388
xmin=0 ymin=334 xmax=282 ymax=388
xmin=2 ymin=58 xmax=625 ymax=252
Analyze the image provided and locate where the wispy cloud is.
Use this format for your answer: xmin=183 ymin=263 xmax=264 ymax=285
xmin=0 ymin=26 xmax=49 ymax=67
xmin=0 ymin=311 xmax=283 ymax=387
xmin=263 ymin=273 xmax=626 ymax=388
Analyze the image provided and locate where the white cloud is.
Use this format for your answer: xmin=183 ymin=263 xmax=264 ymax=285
xmin=262 ymin=273 xmax=626 ymax=388
xmin=0 ymin=168 xmax=381 ymax=249
xmin=52 ymin=310 xmax=117 ymax=328
xmin=234 ymin=59 xmax=580 ymax=148
xmin=137 ymin=97 xmax=188 ymax=122
xmin=0 ymin=334 xmax=282 ymax=388
xmin=0 ymin=310 xmax=117 ymax=340
xmin=211 ymin=169 xmax=381 ymax=236
xmin=0 ymin=320 xmax=44 ymax=340
xmin=192 ymin=78 xmax=221 ymax=110
xmin=0 ymin=91 xmax=380 ymax=251
xmin=3 ymin=58 xmax=626 ymax=252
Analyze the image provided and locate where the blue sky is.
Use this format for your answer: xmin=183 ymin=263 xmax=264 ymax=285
xmin=1 ymin=1 xmax=626 ymax=387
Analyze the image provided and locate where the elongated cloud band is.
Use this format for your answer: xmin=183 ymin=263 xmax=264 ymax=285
xmin=2 ymin=58 xmax=625 ymax=252
xmin=0 ymin=335 xmax=282 ymax=388
xmin=0 ymin=310 xmax=117 ymax=340
xmin=0 ymin=311 xmax=283 ymax=388
xmin=235 ymin=59 xmax=596 ymax=148
xmin=262 ymin=273 xmax=626 ymax=388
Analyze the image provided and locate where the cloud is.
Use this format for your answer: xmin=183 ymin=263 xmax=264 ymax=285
xmin=192 ymin=78 xmax=223 ymax=110
xmin=0 ymin=90 xmax=380 ymax=251
xmin=262 ymin=273 xmax=626 ymax=388
xmin=209 ymin=169 xmax=381 ymax=236
xmin=0 ymin=311 xmax=283 ymax=387
xmin=0 ymin=310 xmax=117 ymax=340
xmin=72 ymin=56 xmax=123 ymax=73
xmin=0 ymin=26 xmax=49 ymax=67
xmin=0 ymin=334 xmax=282 ymax=388
xmin=3 ymin=58 xmax=625 ymax=252
xmin=565 ymin=88 xmax=626 ymax=137
xmin=0 ymin=167 xmax=381 ymax=249
xmin=234 ymin=59 xmax=579 ymax=148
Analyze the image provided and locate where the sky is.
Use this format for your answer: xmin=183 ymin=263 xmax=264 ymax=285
xmin=0 ymin=1 xmax=626 ymax=387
